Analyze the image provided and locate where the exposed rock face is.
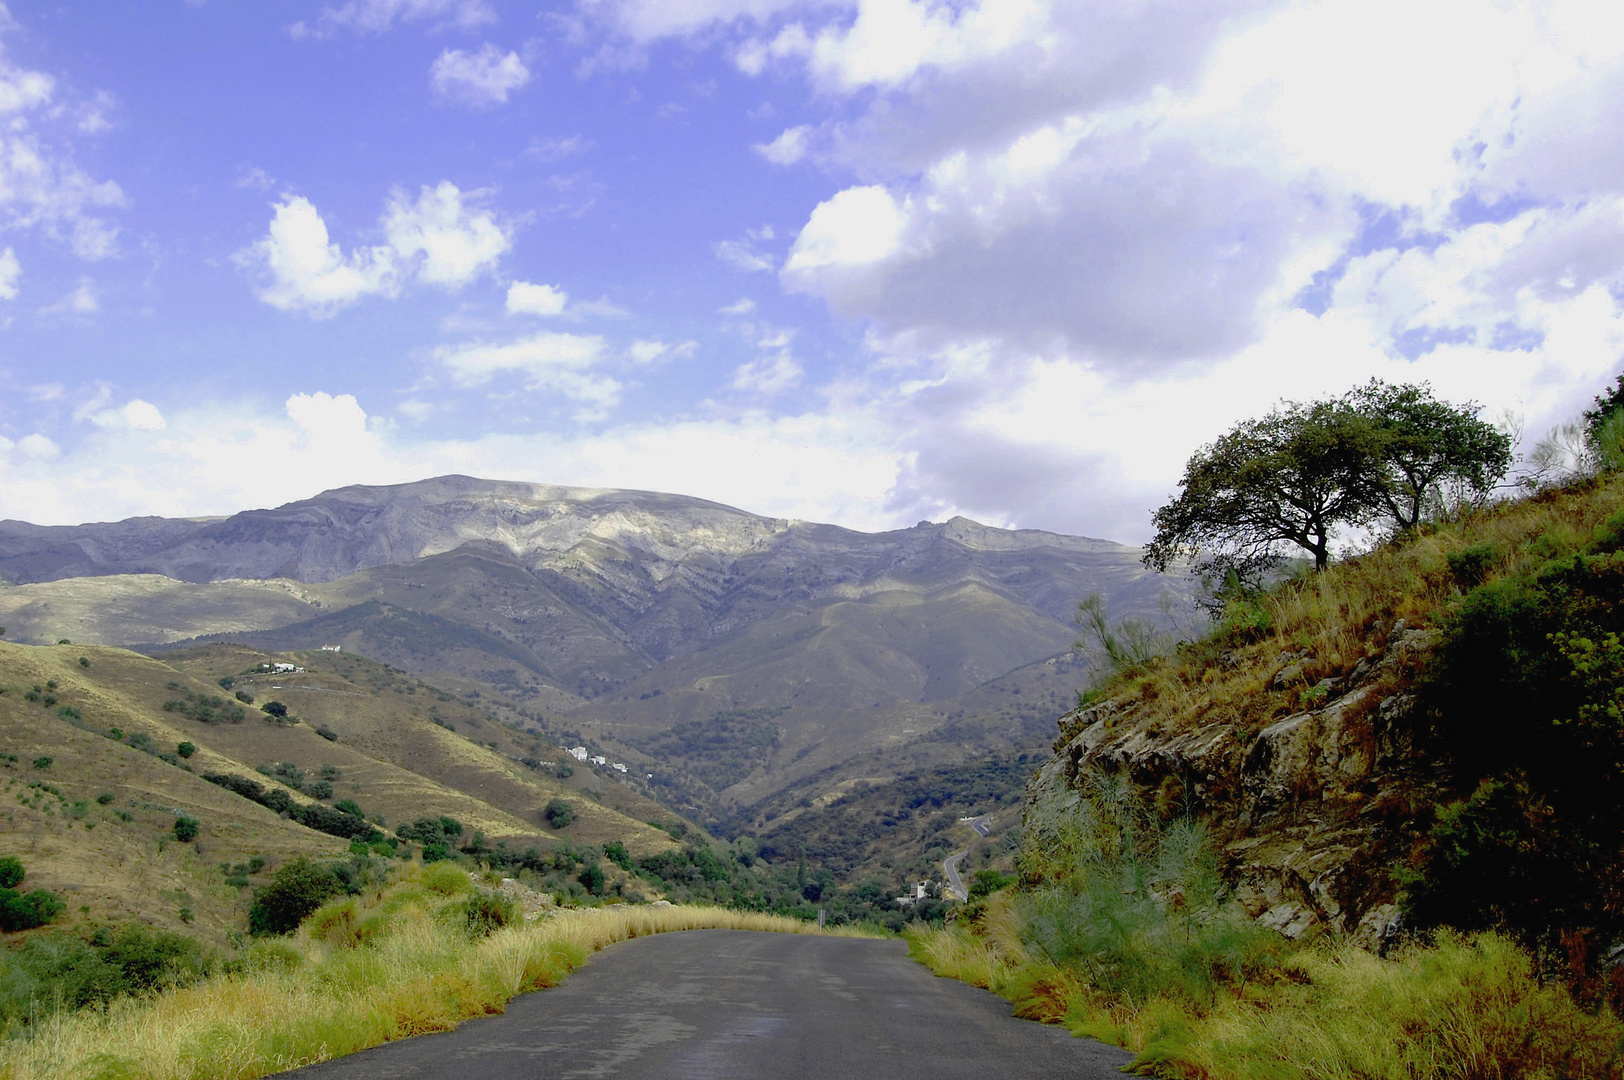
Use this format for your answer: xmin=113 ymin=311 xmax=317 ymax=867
xmin=1026 ymin=625 xmax=1449 ymax=944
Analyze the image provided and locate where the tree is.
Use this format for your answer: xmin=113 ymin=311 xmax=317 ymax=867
xmin=1583 ymin=370 xmax=1624 ymax=443
xmin=249 ymin=857 xmax=343 ymax=936
xmin=1347 ymin=380 xmax=1512 ymax=529
xmin=173 ymin=816 xmax=199 ymax=842
xmin=1145 ymin=398 xmax=1381 ymax=575
xmin=545 ymin=799 xmax=575 ymax=829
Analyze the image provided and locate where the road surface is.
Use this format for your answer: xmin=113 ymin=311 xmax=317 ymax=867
xmin=943 ymin=847 xmax=971 ymax=901
xmin=944 ymin=815 xmax=993 ymax=900
xmin=276 ymin=929 xmax=1132 ymax=1080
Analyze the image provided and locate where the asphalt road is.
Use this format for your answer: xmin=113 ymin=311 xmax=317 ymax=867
xmin=943 ymin=847 xmax=971 ymax=901
xmin=276 ymin=929 xmax=1132 ymax=1080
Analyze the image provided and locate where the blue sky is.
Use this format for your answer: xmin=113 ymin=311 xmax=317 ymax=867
xmin=0 ymin=0 xmax=1622 ymax=541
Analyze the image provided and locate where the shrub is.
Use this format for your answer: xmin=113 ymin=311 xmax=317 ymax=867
xmin=249 ymin=858 xmax=344 ymax=936
xmin=578 ymin=863 xmax=605 ymax=895
xmin=314 ymin=724 xmax=338 ymax=741
xmin=173 ymin=817 xmax=199 ymax=843
xmin=603 ymin=841 xmax=632 ymax=870
xmin=95 ymin=792 xmax=115 ymax=805
xmin=31 ymin=756 xmax=51 ymax=770
xmin=0 ymin=855 xmax=24 ymax=888
xmin=462 ymin=891 xmax=521 ymax=937
xmin=235 ymin=689 xmax=254 ymax=704
xmin=305 ymin=780 xmax=334 ymax=800
xmin=546 ymin=798 xmax=575 ymax=829
xmin=176 ymin=741 xmax=196 ymax=759
xmin=78 ymin=656 xmax=89 ymax=668
xmin=260 ymin=701 xmax=288 ymax=720
xmin=0 ymin=887 xmax=65 ymax=931
xmin=420 ymin=861 xmax=474 ymax=897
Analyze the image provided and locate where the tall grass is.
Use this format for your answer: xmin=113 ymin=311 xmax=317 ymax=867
xmin=0 ymin=869 xmax=879 ymax=1080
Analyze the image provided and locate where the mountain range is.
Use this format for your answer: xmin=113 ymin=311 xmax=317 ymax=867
xmin=0 ymin=475 xmax=1188 ymax=832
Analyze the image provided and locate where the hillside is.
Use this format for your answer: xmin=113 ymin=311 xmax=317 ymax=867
xmin=0 ymin=476 xmax=1188 ymax=853
xmin=0 ymin=639 xmax=676 ymax=944
xmin=1023 ymin=471 xmax=1624 ymax=944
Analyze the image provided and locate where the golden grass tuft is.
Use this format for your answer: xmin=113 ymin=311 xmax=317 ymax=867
xmin=0 ymin=867 xmax=883 ymax=1080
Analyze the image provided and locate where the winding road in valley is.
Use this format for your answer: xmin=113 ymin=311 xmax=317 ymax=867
xmin=276 ymin=929 xmax=1132 ymax=1080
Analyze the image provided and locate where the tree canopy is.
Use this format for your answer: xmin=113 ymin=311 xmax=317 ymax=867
xmin=1144 ymin=382 xmax=1512 ymax=577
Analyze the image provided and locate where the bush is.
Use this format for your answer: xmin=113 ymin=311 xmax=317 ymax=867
xmin=235 ymin=689 xmax=254 ymax=704
xmin=260 ymin=701 xmax=288 ymax=720
xmin=305 ymin=780 xmax=334 ymax=800
xmin=315 ymin=724 xmax=338 ymax=741
xmin=173 ymin=816 xmax=199 ymax=843
xmin=95 ymin=792 xmax=115 ymax=805
xmin=603 ymin=841 xmax=632 ymax=870
xmin=545 ymin=799 xmax=575 ymax=829
xmin=462 ymin=891 xmax=521 ymax=937
xmin=420 ymin=861 xmax=474 ymax=897
xmin=249 ymin=858 xmax=344 ymax=936
xmin=0 ymin=855 xmax=23 ymax=889
xmin=0 ymin=925 xmax=210 ymax=1026
xmin=0 ymin=887 xmax=65 ymax=931
xmin=31 ymin=756 xmax=51 ymax=770
xmin=78 ymin=656 xmax=89 ymax=668
xmin=176 ymin=741 xmax=196 ymax=759
xmin=578 ymin=863 xmax=605 ymax=895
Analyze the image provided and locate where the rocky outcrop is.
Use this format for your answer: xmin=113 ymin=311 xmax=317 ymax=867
xmin=1027 ymin=623 xmax=1448 ymax=945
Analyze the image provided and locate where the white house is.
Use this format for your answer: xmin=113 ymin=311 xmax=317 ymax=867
xmin=567 ymin=747 xmax=589 ymax=762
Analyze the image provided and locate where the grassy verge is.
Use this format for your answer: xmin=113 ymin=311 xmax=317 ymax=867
xmin=0 ymin=866 xmax=881 ymax=1080
xmin=908 ymin=913 xmax=1624 ymax=1079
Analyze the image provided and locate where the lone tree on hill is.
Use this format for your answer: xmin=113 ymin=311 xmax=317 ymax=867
xmin=1144 ymin=397 xmax=1379 ymax=575
xmin=1349 ymin=380 xmax=1512 ymax=529
xmin=1145 ymin=382 xmax=1512 ymax=577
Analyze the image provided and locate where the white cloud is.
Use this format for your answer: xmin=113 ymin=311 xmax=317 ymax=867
xmin=431 ymin=43 xmax=530 ymax=106
xmin=714 ymin=224 xmax=779 ymax=272
xmin=0 ymin=246 xmax=18 ymax=299
xmin=730 ymin=352 xmax=803 ymax=394
xmin=89 ymin=399 xmax=166 ymax=431
xmin=382 ymin=181 xmax=510 ymax=286
xmin=42 ymin=278 xmax=97 ymax=314
xmin=240 ymin=183 xmax=508 ymax=316
xmin=293 ymin=0 xmax=494 ymax=38
xmin=433 ymin=330 xmax=620 ymax=416
xmin=755 ymin=124 xmax=812 ymax=165
xmin=720 ymin=297 xmax=756 ymax=315
xmin=240 ymin=196 xmax=397 ymax=315
xmin=16 ymin=434 xmax=58 ymax=460
xmin=628 ymin=339 xmax=696 ymax=364
xmin=506 ymin=280 xmax=568 ymax=316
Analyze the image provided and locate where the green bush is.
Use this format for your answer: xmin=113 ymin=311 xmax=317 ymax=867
xmin=1445 ymin=542 xmax=1496 ymax=589
xmin=0 ymin=856 xmax=23 ymax=889
xmin=603 ymin=841 xmax=632 ymax=870
xmin=305 ymin=779 xmax=334 ymax=800
xmin=461 ymin=891 xmax=521 ymax=937
xmin=31 ymin=756 xmax=51 ymax=771
xmin=545 ymin=799 xmax=575 ymax=829
xmin=78 ymin=657 xmax=89 ymax=668
xmin=95 ymin=792 xmax=115 ymax=805
xmin=248 ymin=858 xmax=344 ymax=936
xmin=578 ymin=863 xmax=605 ymax=895
xmin=0 ymin=888 xmax=65 ymax=931
xmin=0 ymin=925 xmax=209 ymax=1026
xmin=176 ymin=741 xmax=196 ymax=759
xmin=173 ymin=816 xmax=200 ymax=843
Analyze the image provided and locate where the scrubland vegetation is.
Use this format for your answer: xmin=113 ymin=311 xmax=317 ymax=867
xmin=910 ymin=378 xmax=1624 ymax=1078
xmin=0 ymin=860 xmax=874 ymax=1080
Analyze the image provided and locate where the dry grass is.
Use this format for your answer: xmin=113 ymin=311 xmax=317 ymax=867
xmin=910 ymin=922 xmax=1624 ymax=1080
xmin=0 ymin=867 xmax=881 ymax=1080
xmin=1081 ymin=474 xmax=1624 ymax=746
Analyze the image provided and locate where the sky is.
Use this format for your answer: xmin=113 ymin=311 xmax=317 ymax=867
xmin=0 ymin=0 xmax=1622 ymax=542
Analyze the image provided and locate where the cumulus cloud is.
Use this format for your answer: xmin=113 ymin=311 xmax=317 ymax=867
xmin=714 ymin=225 xmax=779 ymax=272
xmin=292 ymin=0 xmax=494 ymax=38
xmin=89 ymin=399 xmax=166 ymax=431
xmin=754 ymin=124 xmax=812 ymax=165
xmin=42 ymin=278 xmax=98 ymax=314
xmin=433 ymin=331 xmax=620 ymax=417
xmin=0 ymin=246 xmax=18 ymax=299
xmin=627 ymin=339 xmax=696 ymax=364
xmin=506 ymin=280 xmax=568 ymax=316
xmin=240 ymin=182 xmax=509 ymax=316
xmin=431 ymin=43 xmax=530 ymax=106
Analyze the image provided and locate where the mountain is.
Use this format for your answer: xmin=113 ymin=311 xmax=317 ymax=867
xmin=0 ymin=639 xmax=675 ymax=944
xmin=0 ymin=476 xmax=1188 ymax=836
